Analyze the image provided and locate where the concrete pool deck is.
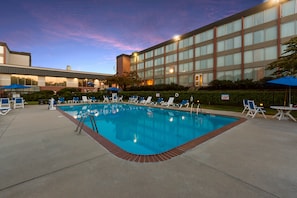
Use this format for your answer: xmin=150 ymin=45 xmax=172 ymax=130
xmin=0 ymin=104 xmax=296 ymax=198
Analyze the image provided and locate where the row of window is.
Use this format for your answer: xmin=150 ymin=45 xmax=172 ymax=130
xmin=134 ymin=20 xmax=296 ymax=69
xmin=10 ymin=74 xmax=100 ymax=87
xmin=132 ymin=0 xmax=296 ymax=66
xmin=142 ymin=65 xmax=268 ymax=86
xmin=137 ymin=44 xmax=278 ymax=74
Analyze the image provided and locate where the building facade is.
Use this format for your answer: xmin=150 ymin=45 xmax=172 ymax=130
xmin=0 ymin=42 xmax=112 ymax=93
xmin=117 ymin=0 xmax=297 ymax=87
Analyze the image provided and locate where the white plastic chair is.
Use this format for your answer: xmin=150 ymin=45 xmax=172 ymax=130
xmin=246 ymin=100 xmax=266 ymax=119
xmin=161 ymin=97 xmax=175 ymax=107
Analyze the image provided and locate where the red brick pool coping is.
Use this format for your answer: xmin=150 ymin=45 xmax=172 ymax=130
xmin=58 ymin=108 xmax=246 ymax=163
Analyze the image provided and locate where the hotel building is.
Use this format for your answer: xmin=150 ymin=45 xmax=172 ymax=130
xmin=0 ymin=42 xmax=112 ymax=92
xmin=117 ymin=0 xmax=297 ymax=87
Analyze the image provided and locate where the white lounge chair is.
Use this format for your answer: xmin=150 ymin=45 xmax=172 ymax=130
xmin=0 ymin=107 xmax=11 ymax=115
xmin=72 ymin=97 xmax=80 ymax=103
xmin=154 ymin=97 xmax=164 ymax=105
xmin=103 ymin=95 xmax=110 ymax=103
xmin=0 ymin=98 xmax=11 ymax=109
xmin=58 ymin=97 xmax=66 ymax=104
xmin=82 ymin=96 xmax=91 ymax=103
xmin=140 ymin=96 xmax=152 ymax=105
xmin=178 ymin=99 xmax=189 ymax=108
xmin=111 ymin=93 xmax=118 ymax=102
xmin=161 ymin=97 xmax=175 ymax=107
xmin=246 ymin=100 xmax=266 ymax=119
xmin=13 ymin=97 xmax=24 ymax=109
xmin=118 ymin=95 xmax=123 ymax=102
xmin=137 ymin=97 xmax=145 ymax=104
xmin=0 ymin=98 xmax=11 ymax=115
xmin=128 ymin=96 xmax=138 ymax=103
xmin=241 ymin=99 xmax=249 ymax=114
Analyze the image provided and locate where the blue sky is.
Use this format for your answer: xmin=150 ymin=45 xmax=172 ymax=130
xmin=1 ymin=0 xmax=265 ymax=74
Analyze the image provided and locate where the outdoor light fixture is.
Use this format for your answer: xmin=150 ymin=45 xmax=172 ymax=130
xmin=173 ymin=35 xmax=180 ymax=41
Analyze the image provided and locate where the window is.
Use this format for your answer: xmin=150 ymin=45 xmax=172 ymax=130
xmin=166 ymin=43 xmax=177 ymax=52
xmin=265 ymin=46 xmax=277 ymax=61
xmin=154 ymin=67 xmax=164 ymax=76
xmin=179 ymin=49 xmax=193 ymax=60
xmin=217 ymin=53 xmax=241 ymax=67
xmin=145 ymin=60 xmax=153 ymax=68
xmin=179 ymin=37 xmax=193 ymax=48
xmin=166 ymin=65 xmax=177 ymax=74
xmin=254 ymin=48 xmax=264 ymax=62
xmin=281 ymin=21 xmax=296 ymax=38
xmin=154 ymin=57 xmax=164 ymax=66
xmin=217 ymin=70 xmax=241 ymax=81
xmin=217 ymin=36 xmax=241 ymax=52
xmin=265 ymin=26 xmax=277 ymax=41
xmin=145 ymin=69 xmax=153 ymax=78
xmin=166 ymin=54 xmax=177 ymax=63
xmin=244 ymin=26 xmax=277 ymax=46
xmin=244 ymin=33 xmax=253 ymax=46
xmin=138 ymin=54 xmax=144 ymax=62
xmin=11 ymin=74 xmax=38 ymax=85
xmin=179 ymin=75 xmax=193 ymax=86
xmin=145 ymin=51 xmax=153 ymax=59
xmin=282 ymin=0 xmax=296 ymax=17
xmin=217 ymin=19 xmax=241 ymax=37
xmin=179 ymin=62 xmax=193 ymax=73
xmin=196 ymin=58 xmax=213 ymax=70
xmin=254 ymin=30 xmax=264 ymax=44
xmin=196 ymin=43 xmax=213 ymax=56
xmin=46 ymin=77 xmax=66 ymax=86
xmin=138 ymin=71 xmax=144 ymax=79
xmin=264 ymin=7 xmax=277 ymax=23
xmin=202 ymin=73 xmax=213 ymax=85
xmin=244 ymin=51 xmax=253 ymax=63
xmin=165 ymin=76 xmax=176 ymax=84
xmin=154 ymin=47 xmax=164 ymax=56
xmin=154 ymin=78 xmax=164 ymax=85
xmin=244 ymin=67 xmax=265 ymax=81
xmin=137 ymin=62 xmax=144 ymax=70
xmin=195 ymin=29 xmax=213 ymax=43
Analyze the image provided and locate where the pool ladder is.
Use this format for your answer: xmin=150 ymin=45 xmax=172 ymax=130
xmin=75 ymin=108 xmax=99 ymax=134
xmin=190 ymin=103 xmax=201 ymax=114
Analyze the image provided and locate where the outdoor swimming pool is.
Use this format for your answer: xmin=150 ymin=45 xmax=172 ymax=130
xmin=58 ymin=103 xmax=239 ymax=156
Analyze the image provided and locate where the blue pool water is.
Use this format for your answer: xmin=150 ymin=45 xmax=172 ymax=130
xmin=59 ymin=104 xmax=238 ymax=155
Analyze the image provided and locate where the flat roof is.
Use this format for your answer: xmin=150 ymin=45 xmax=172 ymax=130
xmin=0 ymin=64 xmax=113 ymax=79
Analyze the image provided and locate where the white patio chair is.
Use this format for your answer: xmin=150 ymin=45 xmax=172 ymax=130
xmin=13 ymin=97 xmax=25 ymax=109
xmin=161 ymin=97 xmax=175 ymax=107
xmin=241 ymin=99 xmax=249 ymax=114
xmin=246 ymin=100 xmax=266 ymax=119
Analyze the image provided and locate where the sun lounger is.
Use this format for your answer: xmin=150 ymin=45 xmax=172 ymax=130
xmin=161 ymin=97 xmax=175 ymax=107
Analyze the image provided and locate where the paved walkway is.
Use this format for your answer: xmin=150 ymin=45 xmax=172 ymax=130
xmin=0 ymin=105 xmax=296 ymax=198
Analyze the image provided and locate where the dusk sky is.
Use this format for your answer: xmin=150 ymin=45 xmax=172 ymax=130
xmin=1 ymin=0 xmax=266 ymax=74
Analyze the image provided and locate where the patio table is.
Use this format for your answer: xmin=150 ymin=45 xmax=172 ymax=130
xmin=270 ymin=106 xmax=297 ymax=122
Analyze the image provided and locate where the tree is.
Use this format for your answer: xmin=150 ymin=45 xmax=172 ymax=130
xmin=107 ymin=71 xmax=143 ymax=90
xmin=267 ymin=37 xmax=297 ymax=77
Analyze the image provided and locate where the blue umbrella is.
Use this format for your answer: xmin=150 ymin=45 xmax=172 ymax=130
xmin=106 ymin=87 xmax=119 ymax=92
xmin=268 ymin=76 xmax=297 ymax=86
xmin=268 ymin=76 xmax=297 ymax=105
xmin=1 ymin=84 xmax=31 ymax=89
